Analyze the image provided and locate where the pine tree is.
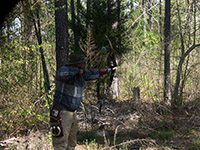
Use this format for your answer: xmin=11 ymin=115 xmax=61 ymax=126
xmin=164 ymin=0 xmax=171 ymax=105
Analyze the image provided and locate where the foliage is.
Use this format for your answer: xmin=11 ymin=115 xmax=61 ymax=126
xmin=78 ymin=132 xmax=103 ymax=143
xmin=191 ymin=136 xmax=200 ymax=150
xmin=0 ymin=0 xmax=55 ymax=138
xmin=1 ymin=1 xmax=200 ymax=149
xmin=151 ymin=127 xmax=174 ymax=141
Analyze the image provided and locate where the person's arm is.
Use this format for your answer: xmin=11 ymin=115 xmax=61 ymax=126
xmin=56 ymin=66 xmax=80 ymax=81
xmin=83 ymin=67 xmax=112 ymax=81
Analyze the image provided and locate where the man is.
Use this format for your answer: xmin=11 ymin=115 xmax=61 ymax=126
xmin=50 ymin=53 xmax=117 ymax=150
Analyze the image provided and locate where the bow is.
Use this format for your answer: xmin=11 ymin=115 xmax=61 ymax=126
xmin=99 ymin=36 xmax=117 ymax=114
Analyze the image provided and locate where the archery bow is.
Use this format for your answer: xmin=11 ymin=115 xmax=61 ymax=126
xmin=99 ymin=36 xmax=117 ymax=114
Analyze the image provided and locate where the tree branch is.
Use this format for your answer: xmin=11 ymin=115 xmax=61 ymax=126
xmin=184 ymin=43 xmax=200 ymax=58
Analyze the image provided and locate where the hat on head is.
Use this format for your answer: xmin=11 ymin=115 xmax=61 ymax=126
xmin=66 ymin=53 xmax=87 ymax=65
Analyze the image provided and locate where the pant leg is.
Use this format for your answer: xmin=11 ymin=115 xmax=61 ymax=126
xmin=52 ymin=110 xmax=74 ymax=150
xmin=67 ymin=112 xmax=78 ymax=150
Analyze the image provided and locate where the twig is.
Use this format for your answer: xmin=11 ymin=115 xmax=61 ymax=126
xmin=0 ymin=138 xmax=20 ymax=147
xmin=102 ymin=138 xmax=156 ymax=150
xmin=103 ymin=129 xmax=108 ymax=147
xmin=113 ymin=125 xmax=120 ymax=146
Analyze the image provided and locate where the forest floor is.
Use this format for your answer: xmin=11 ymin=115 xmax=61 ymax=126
xmin=1 ymin=97 xmax=200 ymax=150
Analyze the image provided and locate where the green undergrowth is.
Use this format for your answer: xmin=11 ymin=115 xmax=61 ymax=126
xmin=78 ymin=131 xmax=104 ymax=143
xmin=151 ymin=127 xmax=175 ymax=141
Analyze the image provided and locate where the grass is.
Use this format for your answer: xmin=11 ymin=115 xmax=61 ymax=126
xmin=190 ymin=136 xmax=200 ymax=150
xmin=77 ymin=131 xmax=130 ymax=150
xmin=151 ymin=127 xmax=174 ymax=141
xmin=78 ymin=131 xmax=104 ymax=143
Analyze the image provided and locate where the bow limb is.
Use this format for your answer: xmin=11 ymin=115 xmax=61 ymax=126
xmin=99 ymin=35 xmax=117 ymax=114
xmin=99 ymin=54 xmax=117 ymax=114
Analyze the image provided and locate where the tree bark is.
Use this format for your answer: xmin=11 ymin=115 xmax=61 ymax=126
xmin=164 ymin=0 xmax=171 ymax=105
xmin=71 ymin=0 xmax=79 ymax=51
xmin=159 ymin=0 xmax=162 ymax=75
xmin=55 ymin=0 xmax=69 ymax=69
xmin=110 ymin=0 xmax=119 ymax=98
xmin=86 ymin=0 xmax=91 ymax=28
xmin=172 ymin=0 xmax=185 ymax=106
xmin=77 ymin=0 xmax=81 ymax=48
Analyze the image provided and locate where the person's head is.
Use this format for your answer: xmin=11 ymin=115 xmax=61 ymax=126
xmin=66 ymin=53 xmax=87 ymax=68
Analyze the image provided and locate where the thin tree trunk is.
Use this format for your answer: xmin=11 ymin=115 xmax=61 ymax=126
xmin=172 ymin=0 xmax=185 ymax=106
xmin=71 ymin=0 xmax=79 ymax=51
xmin=173 ymin=0 xmax=200 ymax=107
xmin=32 ymin=6 xmax=50 ymax=92
xmin=142 ymin=0 xmax=147 ymax=37
xmin=107 ymin=0 xmax=112 ymax=33
xmin=159 ymin=0 xmax=162 ymax=75
xmin=180 ymin=55 xmax=190 ymax=99
xmin=164 ymin=0 xmax=171 ymax=105
xmin=86 ymin=0 xmax=91 ymax=28
xmin=148 ymin=0 xmax=153 ymax=31
xmin=77 ymin=0 xmax=81 ymax=48
xmin=179 ymin=0 xmax=192 ymax=100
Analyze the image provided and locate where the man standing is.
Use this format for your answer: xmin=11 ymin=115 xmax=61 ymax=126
xmin=50 ymin=53 xmax=117 ymax=150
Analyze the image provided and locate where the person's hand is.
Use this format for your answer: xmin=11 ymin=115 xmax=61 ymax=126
xmin=111 ymin=66 xmax=117 ymax=71
xmin=79 ymin=68 xmax=84 ymax=75
xmin=110 ymin=65 xmax=117 ymax=71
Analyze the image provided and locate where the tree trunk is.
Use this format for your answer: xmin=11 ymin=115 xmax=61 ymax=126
xmin=117 ymin=0 xmax=121 ymax=46
xmin=142 ymin=0 xmax=147 ymax=37
xmin=0 ymin=57 xmax=1 ymax=70
xmin=159 ymin=0 xmax=163 ymax=75
xmin=71 ymin=0 xmax=79 ymax=51
xmin=148 ymin=0 xmax=153 ymax=31
xmin=55 ymin=0 xmax=69 ymax=69
xmin=172 ymin=0 xmax=185 ymax=107
xmin=86 ymin=0 xmax=91 ymax=28
xmin=77 ymin=0 xmax=81 ymax=48
xmin=164 ymin=0 xmax=171 ymax=105
xmin=110 ymin=0 xmax=119 ymax=98
xmin=31 ymin=4 xmax=50 ymax=92
xmin=133 ymin=87 xmax=140 ymax=101
xmin=179 ymin=0 xmax=192 ymax=100
xmin=173 ymin=0 xmax=200 ymax=107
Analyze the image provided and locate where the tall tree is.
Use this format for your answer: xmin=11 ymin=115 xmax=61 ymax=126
xmin=55 ymin=0 xmax=69 ymax=69
xmin=164 ymin=0 xmax=171 ymax=105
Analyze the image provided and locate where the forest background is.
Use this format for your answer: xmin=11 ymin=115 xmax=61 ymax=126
xmin=0 ymin=0 xmax=200 ymax=149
